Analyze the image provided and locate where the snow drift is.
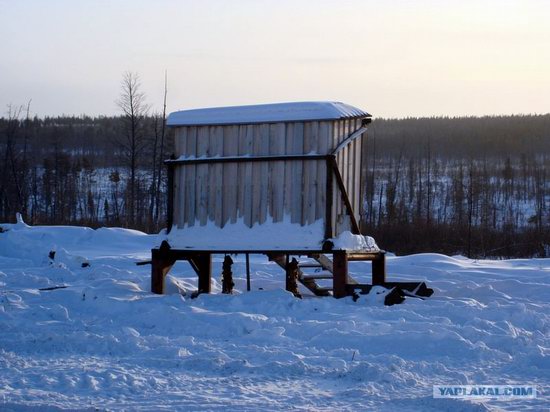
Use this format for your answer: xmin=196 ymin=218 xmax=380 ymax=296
xmin=0 ymin=220 xmax=548 ymax=410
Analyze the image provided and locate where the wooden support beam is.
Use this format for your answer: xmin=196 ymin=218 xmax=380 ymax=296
xmin=246 ymin=253 xmax=251 ymax=292
xmin=332 ymin=251 xmax=348 ymax=298
xmin=151 ymin=249 xmax=175 ymax=294
xmin=188 ymin=253 xmax=212 ymax=294
xmin=331 ymin=126 xmax=368 ymax=156
xmin=347 ymin=252 xmax=383 ymax=261
xmin=328 ymin=156 xmax=361 ymax=235
xmin=198 ymin=254 xmax=212 ymax=294
xmin=372 ymin=253 xmax=386 ymax=285
xmin=165 ymin=153 xmax=328 ymax=166
xmin=284 ymin=254 xmax=291 ymax=291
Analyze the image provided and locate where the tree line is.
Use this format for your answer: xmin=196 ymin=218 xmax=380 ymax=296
xmin=1 ymin=96 xmax=548 ymax=257
xmin=0 ymin=72 xmax=173 ymax=232
xmin=362 ymin=115 xmax=549 ymax=258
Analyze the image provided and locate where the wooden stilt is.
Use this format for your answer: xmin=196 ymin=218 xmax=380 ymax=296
xmin=151 ymin=249 xmax=175 ymax=294
xmin=332 ymin=251 xmax=348 ymax=298
xmin=188 ymin=253 xmax=212 ymax=294
xmin=198 ymin=254 xmax=212 ymax=294
xmin=372 ymin=253 xmax=386 ymax=285
xmin=246 ymin=253 xmax=251 ymax=292
xmin=284 ymin=254 xmax=290 ymax=291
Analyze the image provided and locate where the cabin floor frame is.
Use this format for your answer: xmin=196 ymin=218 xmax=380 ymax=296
xmin=150 ymin=244 xmax=433 ymax=300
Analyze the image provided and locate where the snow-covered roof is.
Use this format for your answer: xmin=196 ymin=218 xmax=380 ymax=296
xmin=167 ymin=101 xmax=370 ymax=126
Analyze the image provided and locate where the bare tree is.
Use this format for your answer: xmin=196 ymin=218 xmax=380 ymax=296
xmin=146 ymin=71 xmax=168 ymax=231
xmin=116 ymin=71 xmax=149 ymax=226
xmin=155 ymin=70 xmax=168 ymax=225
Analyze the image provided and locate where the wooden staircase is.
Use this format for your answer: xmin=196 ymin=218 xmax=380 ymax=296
xmin=268 ymin=251 xmax=434 ymax=305
xmin=269 ymin=253 xmax=358 ymax=297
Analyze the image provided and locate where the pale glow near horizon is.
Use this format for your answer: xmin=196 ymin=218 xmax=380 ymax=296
xmin=1 ymin=0 xmax=549 ymax=118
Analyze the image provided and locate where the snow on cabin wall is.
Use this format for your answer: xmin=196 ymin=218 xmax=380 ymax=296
xmin=170 ymin=118 xmax=366 ymax=247
xmin=167 ymin=215 xmax=326 ymax=250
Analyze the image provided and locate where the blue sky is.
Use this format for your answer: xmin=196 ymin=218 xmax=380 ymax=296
xmin=1 ymin=0 xmax=549 ymax=118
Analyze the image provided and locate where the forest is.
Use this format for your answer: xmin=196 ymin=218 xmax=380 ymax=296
xmin=1 ymin=104 xmax=548 ymax=258
xmin=363 ymin=115 xmax=550 ymax=257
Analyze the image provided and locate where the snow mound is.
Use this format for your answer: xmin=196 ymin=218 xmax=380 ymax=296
xmin=0 ymin=218 xmax=157 ymax=264
xmin=332 ymin=231 xmax=379 ymax=251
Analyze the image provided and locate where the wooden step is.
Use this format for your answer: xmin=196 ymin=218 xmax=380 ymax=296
xmin=299 ymin=278 xmax=332 ymax=296
xmin=310 ymin=254 xmax=334 ymax=273
xmin=268 ymin=253 xmax=358 ymax=298
xmin=300 ymin=274 xmax=333 ymax=281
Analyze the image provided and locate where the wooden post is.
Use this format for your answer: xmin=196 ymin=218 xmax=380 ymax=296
xmin=188 ymin=253 xmax=212 ymax=294
xmin=372 ymin=253 xmax=386 ymax=285
xmin=246 ymin=253 xmax=251 ymax=292
xmin=198 ymin=253 xmax=212 ymax=293
xmin=332 ymin=251 xmax=348 ymax=298
xmin=151 ymin=249 xmax=175 ymax=294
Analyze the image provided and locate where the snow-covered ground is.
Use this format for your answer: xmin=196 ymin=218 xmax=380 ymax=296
xmin=0 ymin=221 xmax=548 ymax=411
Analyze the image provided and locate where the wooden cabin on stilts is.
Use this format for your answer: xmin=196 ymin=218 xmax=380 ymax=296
xmin=151 ymin=102 xmax=432 ymax=305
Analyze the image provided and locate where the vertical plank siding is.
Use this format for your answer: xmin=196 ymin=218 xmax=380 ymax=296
xmin=236 ymin=125 xmax=247 ymax=222
xmin=291 ymin=123 xmax=304 ymax=224
xmin=170 ymin=118 xmax=367 ymax=241
xmin=196 ymin=126 xmax=209 ymax=226
xmin=283 ymin=123 xmax=294 ymax=216
xmin=307 ymin=122 xmax=319 ymax=225
xmin=208 ymin=126 xmax=226 ymax=227
xmin=316 ymin=122 xmax=331 ymax=221
xmin=185 ymin=127 xmax=197 ymax=226
xmin=301 ymin=122 xmax=312 ymax=225
xmin=243 ymin=125 xmax=254 ymax=227
xmin=270 ymin=123 xmax=286 ymax=222
xmin=258 ymin=124 xmax=270 ymax=225
xmin=222 ymin=125 xmax=239 ymax=225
